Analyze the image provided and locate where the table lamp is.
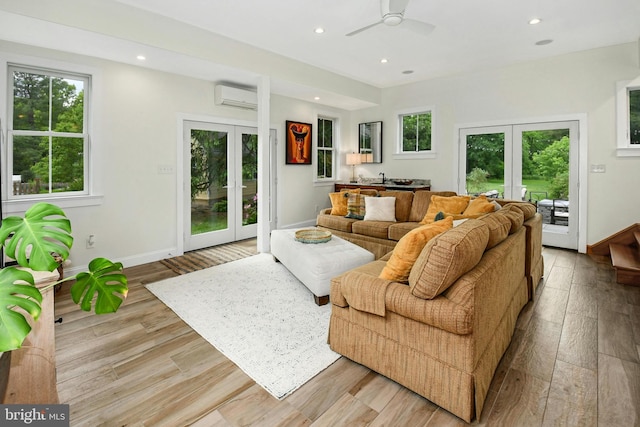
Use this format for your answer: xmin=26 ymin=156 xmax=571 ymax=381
xmin=346 ymin=153 xmax=361 ymax=183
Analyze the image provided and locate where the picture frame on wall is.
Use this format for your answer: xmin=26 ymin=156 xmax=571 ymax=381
xmin=286 ymin=120 xmax=312 ymax=164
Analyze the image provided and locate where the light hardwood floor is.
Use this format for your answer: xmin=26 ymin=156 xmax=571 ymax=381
xmin=54 ymin=246 xmax=640 ymax=426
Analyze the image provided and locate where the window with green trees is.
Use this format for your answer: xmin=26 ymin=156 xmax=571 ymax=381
xmin=316 ymin=117 xmax=334 ymax=180
xmin=9 ymin=65 xmax=88 ymax=197
xmin=400 ymin=111 xmax=432 ymax=153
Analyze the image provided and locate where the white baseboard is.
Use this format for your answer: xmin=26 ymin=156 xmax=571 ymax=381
xmin=278 ymin=219 xmax=317 ymax=230
xmin=63 ymin=247 xmax=179 ymax=276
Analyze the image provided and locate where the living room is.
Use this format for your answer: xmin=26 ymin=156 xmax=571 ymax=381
xmin=1 ymin=0 xmax=639 ymax=425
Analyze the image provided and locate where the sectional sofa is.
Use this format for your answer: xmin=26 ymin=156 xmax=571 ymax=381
xmin=316 ymin=189 xmax=543 ymax=422
xmin=328 ymin=209 xmax=531 ymax=421
xmin=316 ymin=190 xmax=543 ymax=298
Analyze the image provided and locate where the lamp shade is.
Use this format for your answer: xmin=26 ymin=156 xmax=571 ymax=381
xmin=346 ymin=153 xmax=362 ymax=166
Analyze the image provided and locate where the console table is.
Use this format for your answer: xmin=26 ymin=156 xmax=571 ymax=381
xmin=2 ymin=270 xmax=60 ymax=404
xmin=335 ymin=183 xmax=430 ymax=192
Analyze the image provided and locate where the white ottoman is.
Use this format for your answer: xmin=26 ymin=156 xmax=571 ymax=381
xmin=270 ymin=228 xmax=375 ymax=305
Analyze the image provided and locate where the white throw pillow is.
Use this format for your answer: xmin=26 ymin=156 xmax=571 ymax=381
xmin=364 ymin=196 xmax=396 ymax=221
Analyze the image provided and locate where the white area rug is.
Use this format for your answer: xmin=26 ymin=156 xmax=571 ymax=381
xmin=146 ymin=253 xmax=340 ymax=399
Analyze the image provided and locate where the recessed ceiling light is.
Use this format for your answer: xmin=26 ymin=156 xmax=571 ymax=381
xmin=402 ymin=70 xmax=414 ymax=75
xmin=380 ymin=58 xmax=388 ymax=64
xmin=136 ymin=55 xmax=146 ymax=61
xmin=529 ymin=18 xmax=542 ymax=25
xmin=535 ymin=39 xmax=553 ymax=46
xmin=314 ymin=27 xmax=324 ymax=34
xmin=314 ymin=96 xmax=320 ymax=101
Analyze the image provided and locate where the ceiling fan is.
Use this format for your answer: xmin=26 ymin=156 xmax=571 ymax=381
xmin=346 ymin=0 xmax=435 ymax=37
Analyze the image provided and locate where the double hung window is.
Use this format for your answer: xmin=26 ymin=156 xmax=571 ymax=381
xmin=316 ymin=117 xmax=335 ymax=180
xmin=8 ymin=64 xmax=90 ymax=198
xmin=396 ymin=107 xmax=436 ymax=159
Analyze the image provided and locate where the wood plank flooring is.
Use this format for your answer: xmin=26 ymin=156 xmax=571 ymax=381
xmin=54 ymin=244 xmax=640 ymax=426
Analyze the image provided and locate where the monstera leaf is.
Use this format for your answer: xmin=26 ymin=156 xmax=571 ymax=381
xmin=0 ymin=203 xmax=73 ymax=272
xmin=71 ymin=258 xmax=128 ymax=314
xmin=0 ymin=267 xmax=42 ymax=351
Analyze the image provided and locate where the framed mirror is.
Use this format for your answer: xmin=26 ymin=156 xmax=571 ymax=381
xmin=359 ymin=121 xmax=382 ymax=163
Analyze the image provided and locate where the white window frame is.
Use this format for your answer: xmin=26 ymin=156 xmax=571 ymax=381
xmin=616 ymin=78 xmax=640 ymax=157
xmin=314 ymin=115 xmax=338 ymax=182
xmin=394 ymin=106 xmax=437 ymax=160
xmin=1 ymin=54 xmax=102 ymax=213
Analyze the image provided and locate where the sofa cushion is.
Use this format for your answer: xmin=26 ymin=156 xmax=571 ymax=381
xmin=463 ymin=195 xmax=496 ymax=216
xmin=504 ymin=202 xmax=536 ymax=220
xmin=380 ymin=191 xmax=414 ymax=222
xmin=346 ymin=193 xmax=367 ymax=219
xmin=409 ymin=219 xmax=490 ymax=299
xmin=421 ymin=195 xmax=471 ymax=224
xmin=478 ymin=212 xmax=511 ymax=249
xmin=316 ymin=213 xmax=359 ymax=233
xmin=408 ymin=191 xmax=458 ymax=222
xmin=495 ymin=204 xmax=524 ymax=234
xmin=379 ymin=216 xmax=453 ymax=283
xmin=388 ymin=222 xmax=422 ymax=241
xmin=364 ymin=196 xmax=396 ymax=221
xmin=352 ymin=220 xmax=393 ymax=240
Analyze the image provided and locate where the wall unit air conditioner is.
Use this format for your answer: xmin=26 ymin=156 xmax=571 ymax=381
xmin=214 ymin=85 xmax=258 ymax=110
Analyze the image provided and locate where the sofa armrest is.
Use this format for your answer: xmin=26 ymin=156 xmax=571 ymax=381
xmin=332 ymin=271 xmax=392 ymax=316
xmin=332 ymin=270 xmax=473 ymax=334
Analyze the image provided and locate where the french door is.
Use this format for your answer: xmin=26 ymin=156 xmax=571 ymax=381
xmin=184 ymin=121 xmax=264 ymax=251
xmin=459 ymin=121 xmax=579 ymax=250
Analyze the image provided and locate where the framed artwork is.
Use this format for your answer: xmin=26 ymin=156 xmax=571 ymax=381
xmin=286 ymin=120 xmax=312 ymax=164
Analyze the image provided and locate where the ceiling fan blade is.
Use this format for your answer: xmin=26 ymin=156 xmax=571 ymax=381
xmin=400 ymin=19 xmax=435 ymax=37
xmin=387 ymin=0 xmax=410 ymax=14
xmin=346 ymin=20 xmax=383 ymax=37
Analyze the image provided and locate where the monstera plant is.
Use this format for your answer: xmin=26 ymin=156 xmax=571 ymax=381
xmin=0 ymin=202 xmax=128 ymax=352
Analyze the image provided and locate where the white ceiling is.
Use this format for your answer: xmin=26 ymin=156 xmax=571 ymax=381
xmin=1 ymin=0 xmax=639 ymax=110
xmin=113 ymin=0 xmax=640 ymax=88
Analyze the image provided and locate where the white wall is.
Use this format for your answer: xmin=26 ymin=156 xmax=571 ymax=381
xmin=351 ymin=42 xmax=640 ymax=247
xmin=2 ymin=40 xmax=638 ymax=273
xmin=0 ymin=41 xmax=353 ymax=271
xmin=269 ymin=94 xmax=351 ymax=228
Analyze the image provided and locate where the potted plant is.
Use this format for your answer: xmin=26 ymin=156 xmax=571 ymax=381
xmin=0 ymin=202 xmax=128 ymax=353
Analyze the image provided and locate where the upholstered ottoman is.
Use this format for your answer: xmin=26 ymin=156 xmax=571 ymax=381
xmin=270 ymin=228 xmax=374 ymax=305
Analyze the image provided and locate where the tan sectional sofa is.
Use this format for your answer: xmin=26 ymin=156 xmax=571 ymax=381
xmin=316 ymin=190 xmax=543 ymax=299
xmin=327 ymin=204 xmax=536 ymax=422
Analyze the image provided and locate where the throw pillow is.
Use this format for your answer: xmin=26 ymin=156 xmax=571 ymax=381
xmin=364 ymin=196 xmax=396 ymax=221
xmin=328 ymin=192 xmax=349 ymax=216
xmin=328 ymin=188 xmax=360 ymax=216
xmin=420 ymin=195 xmax=471 ymax=224
xmin=464 ymin=195 xmax=496 ymax=216
xmin=409 ymin=219 xmax=490 ymax=299
xmin=379 ymin=216 xmax=453 ymax=283
xmin=345 ymin=193 xmax=366 ymax=219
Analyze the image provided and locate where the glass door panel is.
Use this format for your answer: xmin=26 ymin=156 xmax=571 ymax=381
xmin=185 ymin=122 xmax=235 ymax=251
xmin=515 ymin=122 xmax=578 ymax=249
xmin=459 ymin=121 xmax=579 ymax=250
xmin=459 ymin=126 xmax=512 ymax=198
xmin=236 ymin=129 xmax=258 ymax=240
xmin=190 ymin=129 xmax=229 ymax=235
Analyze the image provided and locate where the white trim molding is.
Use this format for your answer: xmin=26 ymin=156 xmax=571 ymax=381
xmin=616 ymin=78 xmax=640 ymax=157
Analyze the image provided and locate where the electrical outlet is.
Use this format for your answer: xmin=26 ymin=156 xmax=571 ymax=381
xmin=86 ymin=234 xmax=96 ymax=249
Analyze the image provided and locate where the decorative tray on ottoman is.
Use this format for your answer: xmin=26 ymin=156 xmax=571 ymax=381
xmin=295 ymin=229 xmax=332 ymax=244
